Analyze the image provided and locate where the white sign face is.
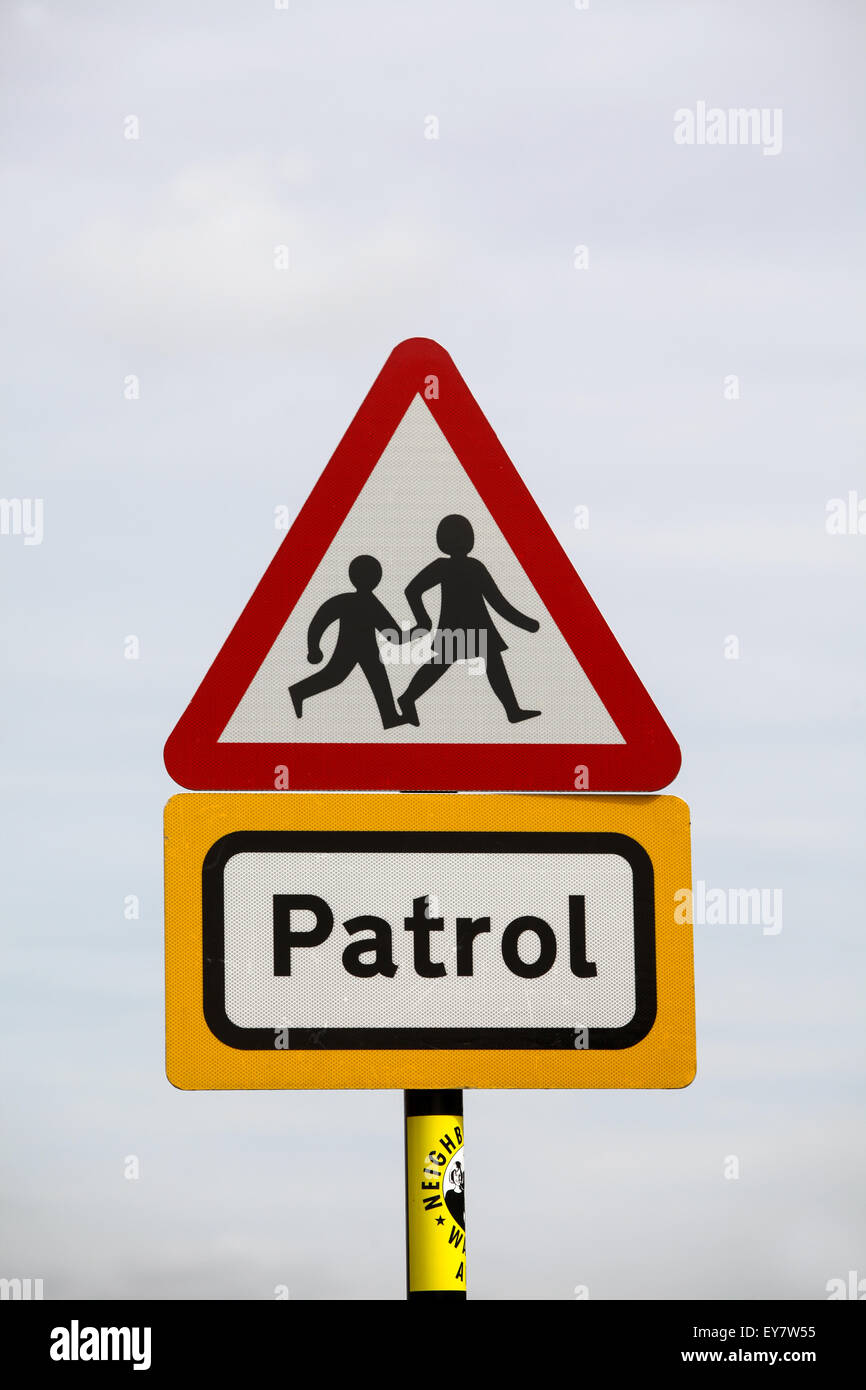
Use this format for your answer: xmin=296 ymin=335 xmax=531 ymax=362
xmin=201 ymin=827 xmax=656 ymax=1053
xmin=223 ymin=847 xmax=635 ymax=1030
xmin=219 ymin=397 xmax=624 ymax=747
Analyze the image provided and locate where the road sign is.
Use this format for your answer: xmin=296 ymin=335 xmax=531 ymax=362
xmin=164 ymin=792 xmax=695 ymax=1090
xmin=163 ymin=338 xmax=680 ymax=792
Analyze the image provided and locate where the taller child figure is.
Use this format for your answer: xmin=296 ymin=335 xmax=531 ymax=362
xmin=398 ymin=514 xmax=541 ymax=726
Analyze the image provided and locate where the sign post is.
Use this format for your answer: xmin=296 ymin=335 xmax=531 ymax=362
xmin=162 ymin=338 xmax=694 ymax=1301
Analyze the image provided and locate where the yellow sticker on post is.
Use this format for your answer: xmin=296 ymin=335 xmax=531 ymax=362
xmin=405 ymin=1109 xmax=466 ymax=1294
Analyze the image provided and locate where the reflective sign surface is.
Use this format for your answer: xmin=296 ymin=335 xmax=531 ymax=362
xmin=164 ymin=793 xmax=695 ymax=1089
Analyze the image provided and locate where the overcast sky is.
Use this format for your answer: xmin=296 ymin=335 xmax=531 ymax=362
xmin=1 ymin=0 xmax=864 ymax=1300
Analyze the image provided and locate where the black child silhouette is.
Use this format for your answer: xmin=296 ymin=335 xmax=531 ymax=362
xmin=397 ymin=515 xmax=541 ymax=726
xmin=288 ymin=555 xmax=410 ymax=730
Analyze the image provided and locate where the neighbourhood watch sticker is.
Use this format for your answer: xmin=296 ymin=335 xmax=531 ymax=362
xmin=406 ymin=1116 xmax=466 ymax=1291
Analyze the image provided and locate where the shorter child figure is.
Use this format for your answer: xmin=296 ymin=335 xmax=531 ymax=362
xmin=289 ymin=555 xmax=409 ymax=729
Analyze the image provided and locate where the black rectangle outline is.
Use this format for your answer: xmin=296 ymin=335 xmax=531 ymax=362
xmin=202 ymin=831 xmax=656 ymax=1051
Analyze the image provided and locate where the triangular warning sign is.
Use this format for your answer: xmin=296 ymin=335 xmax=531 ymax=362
xmin=164 ymin=339 xmax=681 ymax=792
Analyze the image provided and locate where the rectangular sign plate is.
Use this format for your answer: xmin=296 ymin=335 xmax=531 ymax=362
xmin=164 ymin=793 xmax=695 ymax=1089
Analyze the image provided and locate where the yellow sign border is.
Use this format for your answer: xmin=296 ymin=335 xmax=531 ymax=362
xmin=164 ymin=793 xmax=695 ymax=1090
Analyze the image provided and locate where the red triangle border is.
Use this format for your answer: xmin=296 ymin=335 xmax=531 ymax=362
xmin=164 ymin=338 xmax=681 ymax=792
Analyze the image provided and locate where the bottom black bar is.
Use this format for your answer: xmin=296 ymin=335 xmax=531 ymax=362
xmin=3 ymin=1299 xmax=859 ymax=1369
